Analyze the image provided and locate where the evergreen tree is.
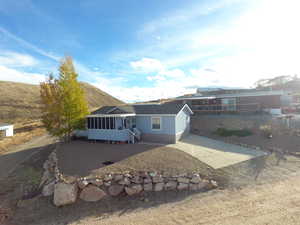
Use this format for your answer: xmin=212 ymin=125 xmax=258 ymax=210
xmin=40 ymin=56 xmax=89 ymax=141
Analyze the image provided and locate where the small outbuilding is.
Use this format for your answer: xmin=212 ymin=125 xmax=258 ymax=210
xmin=0 ymin=123 xmax=14 ymax=137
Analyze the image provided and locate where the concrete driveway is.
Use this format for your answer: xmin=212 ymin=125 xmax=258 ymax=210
xmin=169 ymin=134 xmax=266 ymax=169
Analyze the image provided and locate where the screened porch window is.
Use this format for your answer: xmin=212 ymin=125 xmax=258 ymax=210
xmin=87 ymin=117 xmax=115 ymax=129
xmin=151 ymin=117 xmax=161 ymax=130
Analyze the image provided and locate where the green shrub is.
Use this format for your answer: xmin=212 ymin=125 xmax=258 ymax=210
xmin=213 ymin=128 xmax=252 ymax=137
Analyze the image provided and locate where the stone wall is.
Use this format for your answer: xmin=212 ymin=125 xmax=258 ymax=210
xmin=40 ymin=149 xmax=218 ymax=207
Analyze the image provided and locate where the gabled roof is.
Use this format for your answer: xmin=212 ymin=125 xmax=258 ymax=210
xmin=91 ymin=103 xmax=193 ymax=115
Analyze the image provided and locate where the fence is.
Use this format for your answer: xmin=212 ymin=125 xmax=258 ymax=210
xmin=191 ymin=103 xmax=260 ymax=113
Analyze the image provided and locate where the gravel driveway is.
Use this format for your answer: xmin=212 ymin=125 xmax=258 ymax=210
xmin=169 ymin=134 xmax=266 ymax=169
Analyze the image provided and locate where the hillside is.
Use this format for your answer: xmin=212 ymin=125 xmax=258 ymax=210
xmin=0 ymin=80 xmax=123 ymax=122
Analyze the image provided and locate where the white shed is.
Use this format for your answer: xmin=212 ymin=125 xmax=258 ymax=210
xmin=0 ymin=123 xmax=14 ymax=137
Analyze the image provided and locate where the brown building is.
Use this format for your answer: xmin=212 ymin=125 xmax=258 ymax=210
xmin=175 ymin=90 xmax=291 ymax=114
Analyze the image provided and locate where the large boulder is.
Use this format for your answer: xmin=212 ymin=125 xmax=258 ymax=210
xmin=177 ymin=182 xmax=189 ymax=190
xmin=108 ymin=185 xmax=124 ymax=196
xmin=190 ymin=175 xmax=201 ymax=184
xmin=189 ymin=180 xmax=209 ymax=191
xmin=53 ymin=182 xmax=78 ymax=206
xmin=125 ymin=184 xmax=143 ymax=196
xmin=42 ymin=181 xmax=55 ymax=196
xmin=77 ymin=179 xmax=89 ymax=189
xmin=154 ymin=182 xmax=164 ymax=191
xmin=118 ymin=177 xmax=131 ymax=185
xmin=90 ymin=178 xmax=103 ymax=187
xmin=79 ymin=185 xmax=106 ymax=202
xmin=143 ymin=183 xmax=153 ymax=192
xmin=164 ymin=181 xmax=177 ymax=190
xmin=152 ymin=175 xmax=164 ymax=183
xmin=177 ymin=177 xmax=190 ymax=184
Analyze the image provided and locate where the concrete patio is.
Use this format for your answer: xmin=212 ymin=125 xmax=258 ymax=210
xmin=169 ymin=134 xmax=267 ymax=169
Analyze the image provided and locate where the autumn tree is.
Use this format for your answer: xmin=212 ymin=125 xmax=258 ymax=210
xmin=40 ymin=56 xmax=89 ymax=141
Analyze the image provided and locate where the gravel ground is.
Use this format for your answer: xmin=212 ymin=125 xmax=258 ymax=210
xmin=57 ymin=140 xmax=221 ymax=179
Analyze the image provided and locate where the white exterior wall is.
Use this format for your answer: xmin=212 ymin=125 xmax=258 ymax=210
xmin=0 ymin=125 xmax=14 ymax=137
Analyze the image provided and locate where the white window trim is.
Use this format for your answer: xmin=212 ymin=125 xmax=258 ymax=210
xmin=151 ymin=116 xmax=162 ymax=131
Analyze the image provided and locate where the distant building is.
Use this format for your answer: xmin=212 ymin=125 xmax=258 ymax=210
xmin=175 ymin=89 xmax=293 ymax=115
xmin=0 ymin=123 xmax=14 ymax=137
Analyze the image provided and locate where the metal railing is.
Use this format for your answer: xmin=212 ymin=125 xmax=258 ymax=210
xmin=191 ymin=103 xmax=261 ymax=113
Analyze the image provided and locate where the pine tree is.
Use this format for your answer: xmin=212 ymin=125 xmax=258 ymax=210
xmin=40 ymin=56 xmax=89 ymax=141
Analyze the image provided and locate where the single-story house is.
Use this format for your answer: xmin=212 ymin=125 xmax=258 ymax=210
xmin=82 ymin=103 xmax=193 ymax=144
xmin=0 ymin=123 xmax=14 ymax=137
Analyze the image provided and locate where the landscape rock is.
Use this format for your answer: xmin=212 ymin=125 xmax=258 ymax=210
xmin=118 ymin=177 xmax=131 ymax=185
xmin=53 ymin=182 xmax=78 ymax=206
xmin=77 ymin=179 xmax=89 ymax=189
xmin=154 ymin=182 xmax=164 ymax=191
xmin=164 ymin=181 xmax=177 ymax=190
xmin=143 ymin=177 xmax=152 ymax=184
xmin=39 ymin=170 xmax=54 ymax=188
xmin=125 ymin=184 xmax=143 ymax=195
xmin=177 ymin=177 xmax=190 ymax=184
xmin=131 ymin=176 xmax=142 ymax=184
xmin=143 ymin=183 xmax=153 ymax=191
xmin=190 ymin=175 xmax=201 ymax=184
xmin=104 ymin=174 xmax=113 ymax=182
xmin=90 ymin=179 xmax=103 ymax=187
xmin=190 ymin=181 xmax=209 ymax=191
xmin=104 ymin=181 xmax=112 ymax=186
xmin=114 ymin=174 xmax=124 ymax=181
xmin=42 ymin=181 xmax=55 ymax=196
xmin=79 ymin=185 xmax=106 ymax=202
xmin=208 ymin=180 xmax=218 ymax=189
xmin=152 ymin=175 xmax=164 ymax=183
xmin=177 ymin=182 xmax=189 ymax=190
xmin=108 ymin=185 xmax=124 ymax=196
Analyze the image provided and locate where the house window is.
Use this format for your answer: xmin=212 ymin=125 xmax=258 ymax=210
xmin=151 ymin=117 xmax=161 ymax=130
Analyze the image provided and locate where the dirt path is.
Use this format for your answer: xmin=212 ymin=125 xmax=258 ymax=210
xmin=0 ymin=134 xmax=56 ymax=180
xmin=73 ymin=174 xmax=300 ymax=225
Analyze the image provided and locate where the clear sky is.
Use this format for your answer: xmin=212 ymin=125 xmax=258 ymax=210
xmin=0 ymin=0 xmax=299 ymax=102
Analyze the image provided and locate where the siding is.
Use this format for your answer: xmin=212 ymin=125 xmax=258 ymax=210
xmin=136 ymin=116 xmax=175 ymax=135
xmin=175 ymin=108 xmax=190 ymax=134
xmin=88 ymin=129 xmax=129 ymax=141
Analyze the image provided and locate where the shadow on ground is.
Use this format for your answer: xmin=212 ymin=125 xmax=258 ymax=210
xmin=57 ymin=140 xmax=167 ymax=177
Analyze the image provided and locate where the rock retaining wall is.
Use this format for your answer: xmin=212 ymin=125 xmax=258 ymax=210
xmin=41 ymin=149 xmax=218 ymax=207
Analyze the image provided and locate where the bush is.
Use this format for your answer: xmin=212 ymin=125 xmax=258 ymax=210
xmin=213 ymin=128 xmax=253 ymax=137
xmin=259 ymin=125 xmax=272 ymax=138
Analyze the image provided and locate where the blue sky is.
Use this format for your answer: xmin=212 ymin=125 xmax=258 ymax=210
xmin=0 ymin=0 xmax=300 ymax=102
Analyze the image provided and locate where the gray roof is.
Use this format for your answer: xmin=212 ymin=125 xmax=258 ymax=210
xmin=92 ymin=103 xmax=190 ymax=115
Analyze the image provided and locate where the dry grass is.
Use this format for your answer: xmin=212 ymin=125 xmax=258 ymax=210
xmin=0 ymin=80 xmax=124 ymax=122
xmin=0 ymin=120 xmax=46 ymax=155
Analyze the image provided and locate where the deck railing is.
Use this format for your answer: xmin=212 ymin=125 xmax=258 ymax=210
xmin=191 ymin=103 xmax=261 ymax=113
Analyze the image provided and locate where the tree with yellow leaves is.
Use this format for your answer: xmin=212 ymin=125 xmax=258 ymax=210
xmin=40 ymin=56 xmax=88 ymax=141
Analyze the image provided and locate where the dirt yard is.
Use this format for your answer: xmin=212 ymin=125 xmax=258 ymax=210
xmin=191 ymin=116 xmax=300 ymax=154
xmin=0 ymin=134 xmax=299 ymax=224
xmin=2 ymin=153 xmax=299 ymax=225
xmin=57 ymin=140 xmax=218 ymax=179
xmin=0 ymin=120 xmax=46 ymax=155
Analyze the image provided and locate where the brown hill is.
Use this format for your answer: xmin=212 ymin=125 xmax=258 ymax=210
xmin=0 ymin=80 xmax=124 ymax=122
